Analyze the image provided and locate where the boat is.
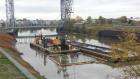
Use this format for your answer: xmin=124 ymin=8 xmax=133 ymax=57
xmin=30 ymin=37 xmax=80 ymax=54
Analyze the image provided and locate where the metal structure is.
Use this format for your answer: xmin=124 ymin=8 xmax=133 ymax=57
xmin=5 ymin=0 xmax=15 ymax=28
xmin=60 ymin=0 xmax=73 ymax=27
xmin=5 ymin=0 xmax=73 ymax=29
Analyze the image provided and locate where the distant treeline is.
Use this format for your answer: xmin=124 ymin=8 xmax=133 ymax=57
xmin=62 ymin=16 xmax=140 ymax=35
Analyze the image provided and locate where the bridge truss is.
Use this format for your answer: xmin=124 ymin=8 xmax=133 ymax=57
xmin=5 ymin=0 xmax=73 ymax=29
xmin=5 ymin=0 xmax=15 ymax=28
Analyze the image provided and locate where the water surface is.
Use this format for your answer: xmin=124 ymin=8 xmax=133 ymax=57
xmin=16 ymin=28 xmax=130 ymax=79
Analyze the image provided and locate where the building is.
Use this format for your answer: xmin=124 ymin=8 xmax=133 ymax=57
xmin=132 ymin=17 xmax=140 ymax=21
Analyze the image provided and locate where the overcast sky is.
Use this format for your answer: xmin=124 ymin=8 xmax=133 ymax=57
xmin=0 ymin=0 xmax=140 ymax=20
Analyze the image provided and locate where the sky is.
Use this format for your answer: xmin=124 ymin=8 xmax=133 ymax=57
xmin=0 ymin=0 xmax=140 ymax=20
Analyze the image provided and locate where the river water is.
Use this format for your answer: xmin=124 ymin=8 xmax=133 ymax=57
xmin=15 ymin=28 xmax=129 ymax=79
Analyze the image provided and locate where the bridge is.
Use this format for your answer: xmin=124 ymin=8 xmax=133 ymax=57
xmin=4 ymin=26 xmax=57 ymax=30
xmin=4 ymin=0 xmax=73 ymax=32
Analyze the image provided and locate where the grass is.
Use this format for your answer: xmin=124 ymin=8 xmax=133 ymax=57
xmin=0 ymin=52 xmax=27 ymax=79
xmin=4 ymin=49 xmax=45 ymax=79
xmin=0 ymin=33 xmax=45 ymax=79
xmin=72 ymin=23 xmax=140 ymax=36
xmin=0 ymin=59 xmax=11 ymax=64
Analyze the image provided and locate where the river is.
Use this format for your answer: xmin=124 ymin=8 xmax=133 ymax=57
xmin=15 ymin=28 xmax=131 ymax=79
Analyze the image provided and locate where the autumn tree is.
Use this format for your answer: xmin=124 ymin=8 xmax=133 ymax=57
xmin=111 ymin=29 xmax=140 ymax=79
xmin=118 ymin=16 xmax=128 ymax=23
xmin=111 ymin=29 xmax=140 ymax=61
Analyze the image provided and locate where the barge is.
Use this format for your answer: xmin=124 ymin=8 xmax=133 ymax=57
xmin=30 ymin=39 xmax=140 ymax=63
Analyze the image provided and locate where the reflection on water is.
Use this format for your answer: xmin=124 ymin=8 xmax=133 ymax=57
xmin=18 ymin=28 xmax=57 ymax=36
xmin=67 ymin=34 xmax=111 ymax=48
xmin=49 ymin=53 xmax=96 ymax=66
xmin=16 ymin=43 xmax=122 ymax=79
xmin=16 ymin=29 xmax=135 ymax=79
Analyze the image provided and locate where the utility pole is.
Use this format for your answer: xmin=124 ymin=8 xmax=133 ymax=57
xmin=5 ymin=0 xmax=15 ymax=28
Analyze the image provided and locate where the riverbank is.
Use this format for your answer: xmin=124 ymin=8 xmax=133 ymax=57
xmin=65 ymin=24 xmax=140 ymax=39
xmin=0 ymin=33 xmax=45 ymax=79
xmin=0 ymin=51 xmax=26 ymax=79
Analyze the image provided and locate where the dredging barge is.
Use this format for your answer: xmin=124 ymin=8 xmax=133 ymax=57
xmin=30 ymin=35 xmax=140 ymax=63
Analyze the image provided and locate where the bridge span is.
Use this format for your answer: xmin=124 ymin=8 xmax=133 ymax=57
xmin=4 ymin=26 xmax=57 ymax=30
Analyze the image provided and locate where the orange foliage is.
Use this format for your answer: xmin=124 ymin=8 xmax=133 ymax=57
xmin=0 ymin=33 xmax=15 ymax=44
xmin=0 ymin=33 xmax=17 ymax=52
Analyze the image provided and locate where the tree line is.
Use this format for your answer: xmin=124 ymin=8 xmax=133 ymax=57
xmin=62 ymin=16 xmax=140 ymax=35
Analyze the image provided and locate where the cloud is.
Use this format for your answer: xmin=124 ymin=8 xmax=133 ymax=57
xmin=73 ymin=0 xmax=140 ymax=18
xmin=0 ymin=0 xmax=140 ymax=20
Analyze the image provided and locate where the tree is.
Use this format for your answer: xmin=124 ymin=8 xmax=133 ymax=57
xmin=118 ymin=16 xmax=128 ymax=23
xmin=86 ymin=16 xmax=92 ymax=24
xmin=62 ymin=19 xmax=76 ymax=33
xmin=112 ymin=29 xmax=140 ymax=60
xmin=112 ymin=29 xmax=140 ymax=79
xmin=98 ymin=16 xmax=106 ymax=24
xmin=75 ymin=16 xmax=83 ymax=23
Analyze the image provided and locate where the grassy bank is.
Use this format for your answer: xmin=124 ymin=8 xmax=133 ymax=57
xmin=65 ymin=23 xmax=114 ymax=36
xmin=66 ymin=23 xmax=140 ymax=37
xmin=0 ymin=52 xmax=27 ymax=79
xmin=0 ymin=33 xmax=44 ymax=79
